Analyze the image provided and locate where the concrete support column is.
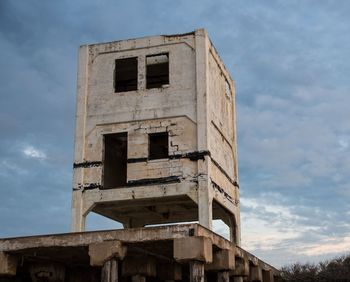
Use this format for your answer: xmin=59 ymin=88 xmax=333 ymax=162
xmin=71 ymin=45 xmax=89 ymax=232
xmin=232 ymin=256 xmax=249 ymax=281
xmin=0 ymin=252 xmax=17 ymax=276
xmin=71 ymin=190 xmax=85 ymax=232
xmin=101 ymin=258 xmax=118 ymax=282
xmin=198 ymin=172 xmax=213 ymax=230
xmin=249 ymin=264 xmax=262 ymax=282
xmin=189 ymin=261 xmax=205 ymax=282
xmin=262 ymin=270 xmax=274 ymax=282
xmin=229 ymin=215 xmax=239 ymax=245
xmin=217 ymin=271 xmax=230 ymax=282
xmin=195 ymin=28 xmax=213 ymax=232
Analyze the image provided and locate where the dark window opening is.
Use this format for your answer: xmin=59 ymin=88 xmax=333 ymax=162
xmin=114 ymin=57 xmax=138 ymax=92
xmin=149 ymin=132 xmax=168 ymax=160
xmin=146 ymin=54 xmax=169 ymax=89
xmin=103 ymin=132 xmax=127 ymax=189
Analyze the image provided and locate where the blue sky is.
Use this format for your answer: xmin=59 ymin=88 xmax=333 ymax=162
xmin=0 ymin=0 xmax=349 ymax=267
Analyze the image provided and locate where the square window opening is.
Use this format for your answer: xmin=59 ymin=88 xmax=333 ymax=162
xmin=114 ymin=57 xmax=138 ymax=92
xmin=103 ymin=132 xmax=128 ymax=189
xmin=149 ymin=132 xmax=169 ymax=160
xmin=146 ymin=53 xmax=169 ymax=89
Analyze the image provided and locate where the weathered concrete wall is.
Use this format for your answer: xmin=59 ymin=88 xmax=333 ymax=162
xmin=75 ymin=117 xmax=197 ymax=189
xmin=207 ymin=43 xmax=240 ymax=243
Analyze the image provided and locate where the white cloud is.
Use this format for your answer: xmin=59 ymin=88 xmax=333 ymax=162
xmin=297 ymin=236 xmax=350 ymax=256
xmin=240 ymin=196 xmax=307 ymax=251
xmin=22 ymin=146 xmax=47 ymax=160
xmin=239 ymin=195 xmax=350 ymax=266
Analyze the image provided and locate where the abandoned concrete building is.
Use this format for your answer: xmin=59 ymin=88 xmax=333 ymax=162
xmin=0 ymin=29 xmax=281 ymax=282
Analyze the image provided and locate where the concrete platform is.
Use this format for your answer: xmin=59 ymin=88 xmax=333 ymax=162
xmin=0 ymin=224 xmax=280 ymax=282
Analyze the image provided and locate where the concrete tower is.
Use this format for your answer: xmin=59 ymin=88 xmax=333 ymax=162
xmin=71 ymin=29 xmax=240 ymax=244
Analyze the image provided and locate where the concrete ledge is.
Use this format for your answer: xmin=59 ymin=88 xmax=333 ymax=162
xmin=0 ymin=224 xmax=280 ymax=279
xmin=174 ymin=236 xmax=212 ymax=263
xmin=89 ymin=240 xmax=127 ymax=266
xmin=205 ymin=248 xmax=235 ymax=271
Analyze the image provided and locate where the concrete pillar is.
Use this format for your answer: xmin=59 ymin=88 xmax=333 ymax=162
xmin=189 ymin=261 xmax=205 ymax=282
xmin=195 ymin=28 xmax=213 ymax=232
xmin=101 ymin=258 xmax=118 ymax=282
xmin=198 ymin=185 xmax=213 ymax=230
xmin=217 ymin=271 xmax=230 ymax=282
xmin=229 ymin=215 xmax=239 ymax=245
xmin=71 ymin=44 xmax=89 ymax=232
xmin=233 ymin=257 xmax=249 ymax=277
xmin=71 ymin=190 xmax=86 ymax=232
xmin=262 ymin=270 xmax=273 ymax=282
xmin=249 ymin=264 xmax=262 ymax=282
xmin=0 ymin=252 xmax=17 ymax=276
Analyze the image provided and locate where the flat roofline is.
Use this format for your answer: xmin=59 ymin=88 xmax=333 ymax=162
xmin=82 ymin=29 xmax=202 ymax=48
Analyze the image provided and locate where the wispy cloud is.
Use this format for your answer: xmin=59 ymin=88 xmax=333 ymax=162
xmin=298 ymin=236 xmax=350 ymax=257
xmin=22 ymin=146 xmax=47 ymax=160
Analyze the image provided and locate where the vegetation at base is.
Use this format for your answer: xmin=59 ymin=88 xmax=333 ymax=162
xmin=281 ymin=254 xmax=350 ymax=281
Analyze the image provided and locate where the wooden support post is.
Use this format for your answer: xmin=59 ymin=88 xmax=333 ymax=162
xmin=233 ymin=278 xmax=243 ymax=282
xmin=101 ymin=258 xmax=118 ymax=282
xmin=217 ymin=271 xmax=230 ymax=282
xmin=189 ymin=261 xmax=205 ymax=282
xmin=131 ymin=274 xmax=146 ymax=282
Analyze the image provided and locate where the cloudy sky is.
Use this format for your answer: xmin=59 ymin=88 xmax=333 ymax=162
xmin=0 ymin=0 xmax=349 ymax=267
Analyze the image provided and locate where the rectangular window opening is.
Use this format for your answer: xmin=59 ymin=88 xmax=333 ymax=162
xmin=146 ymin=53 xmax=169 ymax=89
xmin=114 ymin=57 xmax=138 ymax=92
xmin=103 ymin=132 xmax=128 ymax=189
xmin=149 ymin=132 xmax=169 ymax=160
